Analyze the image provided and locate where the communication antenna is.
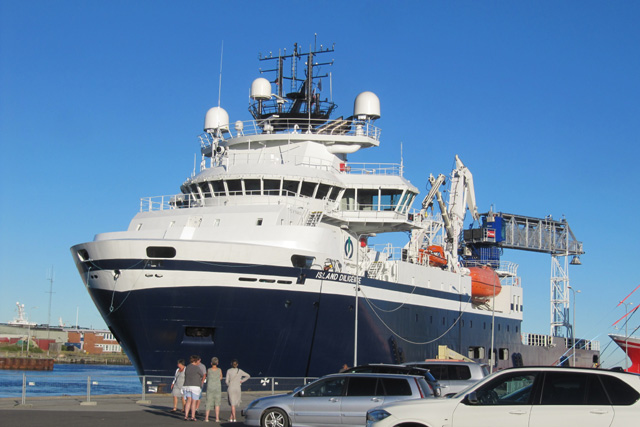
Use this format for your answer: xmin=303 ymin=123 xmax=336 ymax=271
xmin=329 ymin=71 xmax=333 ymax=102
xmin=218 ymin=40 xmax=224 ymax=107
xmin=400 ymin=142 xmax=404 ymax=177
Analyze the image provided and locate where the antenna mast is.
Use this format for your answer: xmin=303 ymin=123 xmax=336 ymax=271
xmin=218 ymin=41 xmax=224 ymax=107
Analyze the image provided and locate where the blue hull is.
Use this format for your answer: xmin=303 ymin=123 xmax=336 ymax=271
xmin=78 ymin=260 xmax=522 ymax=377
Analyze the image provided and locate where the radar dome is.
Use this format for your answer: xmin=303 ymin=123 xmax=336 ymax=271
xmin=353 ymin=91 xmax=380 ymax=120
xmin=204 ymin=107 xmax=229 ymax=133
xmin=251 ymin=78 xmax=272 ymax=100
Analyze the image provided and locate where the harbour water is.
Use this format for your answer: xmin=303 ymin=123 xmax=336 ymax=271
xmin=0 ymin=363 xmax=145 ymax=398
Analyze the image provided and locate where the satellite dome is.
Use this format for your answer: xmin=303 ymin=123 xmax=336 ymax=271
xmin=251 ymin=78 xmax=272 ymax=100
xmin=353 ymin=91 xmax=380 ymax=120
xmin=204 ymin=107 xmax=229 ymax=133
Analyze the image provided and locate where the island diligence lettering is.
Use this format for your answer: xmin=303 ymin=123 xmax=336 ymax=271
xmin=315 ymin=271 xmax=362 ymax=284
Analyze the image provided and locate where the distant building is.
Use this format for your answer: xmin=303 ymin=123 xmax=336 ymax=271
xmin=66 ymin=329 xmax=122 ymax=354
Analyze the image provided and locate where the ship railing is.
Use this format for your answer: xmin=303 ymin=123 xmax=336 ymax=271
xmin=337 ymin=162 xmax=402 ymax=176
xmin=199 ymin=118 xmax=381 ymax=147
xmin=141 ymin=191 xmax=318 ymax=212
xmin=0 ymin=372 xmax=319 ymax=404
xmin=202 ymin=151 xmax=403 ymax=177
xmin=521 ymin=333 xmax=600 ymax=352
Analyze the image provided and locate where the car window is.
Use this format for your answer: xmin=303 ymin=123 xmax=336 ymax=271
xmin=423 ymin=365 xmax=447 ymax=380
xmin=346 ymin=376 xmax=380 ymax=396
xmin=347 ymin=367 xmax=374 ymax=373
xmin=475 ymin=373 xmax=537 ymax=405
xmin=585 ymin=375 xmax=609 ymax=405
xmin=380 ymin=378 xmax=412 ymax=396
xmin=417 ymin=378 xmax=432 ymax=397
xmin=449 ymin=365 xmax=471 ymax=380
xmin=599 ymin=374 xmax=640 ymax=405
xmin=540 ymin=372 xmax=589 ymax=405
xmin=304 ymin=377 xmax=346 ymax=397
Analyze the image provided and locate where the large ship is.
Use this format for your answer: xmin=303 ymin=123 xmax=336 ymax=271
xmin=71 ymin=42 xmax=598 ymax=377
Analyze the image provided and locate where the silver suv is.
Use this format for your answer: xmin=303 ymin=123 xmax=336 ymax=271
xmin=368 ymin=366 xmax=640 ymax=427
xmin=243 ymin=372 xmax=431 ymax=427
xmin=404 ymin=360 xmax=488 ymax=395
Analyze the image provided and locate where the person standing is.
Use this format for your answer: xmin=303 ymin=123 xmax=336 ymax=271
xmin=170 ymin=359 xmax=186 ymax=412
xmin=194 ymin=355 xmax=207 ymax=416
xmin=225 ymin=359 xmax=250 ymax=422
xmin=204 ymin=357 xmax=223 ymax=422
xmin=183 ymin=355 xmax=205 ymax=421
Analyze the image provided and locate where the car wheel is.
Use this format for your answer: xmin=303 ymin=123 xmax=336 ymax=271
xmin=261 ymin=407 xmax=289 ymax=427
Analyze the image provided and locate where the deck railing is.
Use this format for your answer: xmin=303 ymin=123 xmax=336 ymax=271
xmin=199 ymin=118 xmax=381 ymax=147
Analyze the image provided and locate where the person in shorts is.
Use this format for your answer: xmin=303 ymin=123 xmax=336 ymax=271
xmin=183 ymin=355 xmax=205 ymax=421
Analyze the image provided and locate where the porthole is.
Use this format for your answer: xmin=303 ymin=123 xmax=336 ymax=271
xmin=146 ymin=246 xmax=176 ymax=258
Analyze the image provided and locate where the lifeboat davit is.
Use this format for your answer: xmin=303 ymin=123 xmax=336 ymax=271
xmin=469 ymin=265 xmax=501 ymax=301
xmin=418 ymin=245 xmax=447 ymax=268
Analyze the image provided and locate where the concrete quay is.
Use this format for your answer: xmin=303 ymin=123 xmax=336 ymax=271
xmin=0 ymin=391 xmax=273 ymax=426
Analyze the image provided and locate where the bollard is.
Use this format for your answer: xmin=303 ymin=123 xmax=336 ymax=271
xmin=137 ymin=375 xmax=150 ymax=404
xmin=271 ymin=377 xmax=275 ymax=394
xmin=80 ymin=375 xmax=97 ymax=406
xmin=21 ymin=373 xmax=26 ymax=405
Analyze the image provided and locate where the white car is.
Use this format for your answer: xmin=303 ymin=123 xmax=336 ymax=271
xmin=367 ymin=366 xmax=640 ymax=427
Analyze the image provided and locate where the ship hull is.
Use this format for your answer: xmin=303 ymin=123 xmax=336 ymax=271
xmin=609 ymin=334 xmax=640 ymax=373
xmin=72 ymin=253 xmax=594 ymax=378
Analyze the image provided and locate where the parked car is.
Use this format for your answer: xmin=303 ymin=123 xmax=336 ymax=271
xmin=403 ymin=360 xmax=488 ymax=395
xmin=344 ymin=363 xmax=442 ymax=397
xmin=243 ymin=372 xmax=431 ymax=427
xmin=367 ymin=366 xmax=640 ymax=427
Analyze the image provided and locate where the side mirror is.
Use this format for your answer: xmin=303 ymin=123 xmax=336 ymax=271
xmin=296 ymin=389 xmax=305 ymax=397
xmin=465 ymin=392 xmax=479 ymax=405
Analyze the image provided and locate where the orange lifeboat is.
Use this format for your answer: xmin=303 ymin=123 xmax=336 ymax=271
xmin=469 ymin=265 xmax=501 ymax=301
xmin=418 ymin=245 xmax=447 ymax=268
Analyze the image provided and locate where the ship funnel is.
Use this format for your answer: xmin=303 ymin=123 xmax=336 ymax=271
xmin=354 ymin=91 xmax=380 ymax=120
xmin=204 ymin=107 xmax=230 ymax=133
xmin=251 ymin=78 xmax=272 ymax=100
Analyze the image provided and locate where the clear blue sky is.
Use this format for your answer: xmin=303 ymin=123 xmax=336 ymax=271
xmin=1 ymin=1 xmax=639 ymax=367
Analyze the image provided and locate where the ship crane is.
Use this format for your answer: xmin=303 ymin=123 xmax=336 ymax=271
xmin=423 ymin=156 xmax=481 ymax=273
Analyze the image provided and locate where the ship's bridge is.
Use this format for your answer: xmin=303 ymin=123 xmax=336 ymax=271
xmin=141 ymin=160 xmax=420 ymax=234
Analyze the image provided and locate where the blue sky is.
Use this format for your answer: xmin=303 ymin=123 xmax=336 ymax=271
xmin=1 ymin=1 xmax=639 ymax=367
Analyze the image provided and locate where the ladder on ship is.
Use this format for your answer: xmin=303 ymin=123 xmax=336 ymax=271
xmin=305 ymin=211 xmax=323 ymax=226
xmin=367 ymin=262 xmax=383 ymax=279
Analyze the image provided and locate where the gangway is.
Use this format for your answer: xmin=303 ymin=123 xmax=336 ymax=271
xmin=462 ymin=211 xmax=583 ymax=338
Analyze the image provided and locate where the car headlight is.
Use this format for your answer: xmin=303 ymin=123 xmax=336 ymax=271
xmin=367 ymin=409 xmax=391 ymax=422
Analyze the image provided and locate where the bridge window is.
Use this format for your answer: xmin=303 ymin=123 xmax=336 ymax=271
xmin=357 ymin=189 xmax=377 ymax=211
xmin=381 ymin=189 xmax=403 ymax=211
xmin=316 ymin=183 xmax=331 ymax=200
xmin=199 ymin=182 xmax=212 ymax=198
xmin=283 ymin=180 xmax=299 ymax=196
xmin=301 ymin=181 xmax=317 ymax=198
xmin=227 ymin=179 xmax=242 ymax=195
xmin=244 ymin=179 xmax=261 ymax=195
xmin=341 ymin=189 xmax=355 ymax=210
xmin=264 ymin=179 xmax=281 ymax=195
xmin=211 ymin=180 xmax=225 ymax=195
